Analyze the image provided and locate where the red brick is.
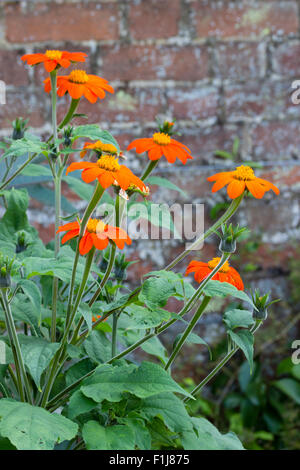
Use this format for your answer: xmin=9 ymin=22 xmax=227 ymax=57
xmin=0 ymin=89 xmax=46 ymax=128
xmin=166 ymin=86 xmax=219 ymax=121
xmin=5 ymin=2 xmax=119 ymax=43
xmin=128 ymin=0 xmax=180 ymax=39
xmin=216 ymin=42 xmax=265 ymax=79
xmin=193 ymin=0 xmax=299 ymax=38
xmin=225 ymin=80 xmax=299 ymax=121
xmin=100 ymin=45 xmax=209 ymax=81
xmin=0 ymin=49 xmax=29 ymax=86
xmin=273 ymin=41 xmax=300 ymax=76
xmin=33 ymin=222 xmax=55 ymax=244
xmin=251 ymin=122 xmax=300 ymax=160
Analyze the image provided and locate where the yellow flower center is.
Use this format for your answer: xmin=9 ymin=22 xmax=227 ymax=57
xmin=208 ymin=257 xmax=230 ymax=273
xmin=233 ymin=165 xmax=255 ymax=181
xmin=45 ymin=50 xmax=63 ymax=60
xmin=97 ymin=154 xmax=121 ymax=172
xmin=152 ymin=132 xmax=171 ymax=145
xmin=68 ymin=69 xmax=89 ymax=84
xmin=86 ymin=218 xmax=106 ymax=234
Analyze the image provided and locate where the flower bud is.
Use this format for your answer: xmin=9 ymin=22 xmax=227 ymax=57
xmin=12 ymin=117 xmax=28 ymax=140
xmin=0 ymin=255 xmax=14 ymax=289
xmin=218 ymin=223 xmax=249 ymax=254
xmin=63 ymin=126 xmax=74 ymax=147
xmin=15 ymin=231 xmax=29 ymax=253
xmin=251 ymin=289 xmax=280 ymax=322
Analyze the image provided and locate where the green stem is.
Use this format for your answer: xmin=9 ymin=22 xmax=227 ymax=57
xmin=111 ymin=311 xmax=120 ymax=358
xmin=165 ymin=194 xmax=243 ymax=271
xmin=165 ymin=296 xmax=211 ymax=371
xmin=183 ymin=323 xmax=261 ymax=403
xmin=40 ymin=248 xmax=96 ymax=408
xmin=1 ymin=290 xmax=32 ymax=403
xmin=141 ymin=160 xmax=159 ymax=181
xmin=0 ymin=154 xmax=36 ymax=191
xmin=50 ymin=70 xmax=60 ymax=342
xmin=65 ymin=183 xmax=105 ymax=329
xmin=58 ymin=98 xmax=80 ymax=129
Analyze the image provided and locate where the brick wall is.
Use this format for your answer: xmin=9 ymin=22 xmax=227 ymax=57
xmin=0 ymin=1 xmax=299 ymax=327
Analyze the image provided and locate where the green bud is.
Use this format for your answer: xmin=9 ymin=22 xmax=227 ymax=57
xmin=12 ymin=117 xmax=28 ymax=140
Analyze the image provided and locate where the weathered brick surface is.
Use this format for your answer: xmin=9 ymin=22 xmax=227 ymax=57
xmin=193 ymin=1 xmax=299 ymax=39
xmin=5 ymin=2 xmax=120 ymax=42
xmin=215 ymin=42 xmax=266 ymax=79
xmin=128 ymin=0 xmax=181 ymax=40
xmin=100 ymin=44 xmax=209 ymax=81
xmin=272 ymin=41 xmax=300 ymax=76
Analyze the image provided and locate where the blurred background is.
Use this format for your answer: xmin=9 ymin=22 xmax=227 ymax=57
xmin=0 ymin=0 xmax=300 ymax=449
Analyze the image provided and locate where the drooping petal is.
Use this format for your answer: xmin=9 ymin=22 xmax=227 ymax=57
xmin=211 ymin=175 xmax=234 ymax=192
xmin=227 ymin=180 xmax=245 ymax=199
xmin=57 ymin=221 xmax=80 ymax=233
xmin=81 ymin=167 xmax=102 ymax=183
xmin=91 ymin=233 xmax=109 ymax=250
xmin=79 ymin=233 xmax=94 ymax=255
xmin=148 ymin=145 xmax=163 ymax=161
xmin=61 ymin=230 xmax=79 ymax=244
xmin=66 ymin=161 xmax=97 ymax=175
xmin=246 ymin=180 xmax=266 ymax=199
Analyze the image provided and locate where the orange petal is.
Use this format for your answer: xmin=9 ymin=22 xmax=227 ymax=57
xmin=57 ymin=221 xmax=80 ymax=233
xmin=148 ymin=145 xmax=163 ymax=161
xmin=91 ymin=233 xmax=109 ymax=250
xmin=211 ymin=175 xmax=233 ymax=193
xmin=66 ymin=161 xmax=97 ymax=175
xmin=227 ymin=180 xmax=245 ymax=199
xmin=61 ymin=230 xmax=79 ymax=244
xmin=79 ymin=233 xmax=94 ymax=255
xmin=81 ymin=167 xmax=102 ymax=183
xmin=246 ymin=180 xmax=265 ymax=199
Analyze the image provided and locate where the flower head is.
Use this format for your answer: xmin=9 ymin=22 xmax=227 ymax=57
xmin=66 ymin=155 xmax=147 ymax=192
xmin=185 ymin=257 xmax=244 ymax=290
xmin=21 ymin=50 xmax=87 ymax=72
xmin=80 ymin=140 xmax=118 ymax=159
xmin=127 ymin=122 xmax=193 ymax=164
xmin=44 ymin=69 xmax=114 ymax=103
xmin=207 ymin=165 xmax=280 ymax=199
xmin=57 ymin=218 xmax=132 ymax=256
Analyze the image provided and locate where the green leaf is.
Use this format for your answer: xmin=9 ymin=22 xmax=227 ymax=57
xmin=173 ymin=332 xmax=212 ymax=360
xmin=182 ymin=417 xmax=244 ymax=450
xmin=1 ymin=136 xmax=46 ymax=161
xmin=228 ymin=329 xmax=254 ymax=372
xmin=223 ymin=309 xmax=255 ymax=330
xmin=17 ymin=279 xmax=42 ymax=312
xmin=67 ymin=390 xmax=98 ymax=420
xmin=11 ymin=295 xmax=41 ymax=333
xmin=20 ymin=163 xmax=52 ymax=177
xmin=140 ymin=336 xmax=168 ymax=365
xmin=203 ymin=280 xmax=255 ymax=307
xmin=145 ymin=176 xmax=187 ymax=198
xmin=82 ymin=421 xmax=135 ymax=450
xmin=0 ymin=188 xmax=38 ymax=241
xmin=140 ymin=392 xmax=194 ymax=433
xmin=273 ymin=378 xmax=300 ymax=404
xmin=19 ymin=336 xmax=60 ymax=390
xmin=124 ymin=305 xmax=170 ymax=330
xmin=80 ymin=362 xmax=192 ymax=403
xmin=0 ymin=399 xmax=78 ymax=450
xmin=83 ymin=330 xmax=111 ymax=364
xmin=118 ymin=417 xmax=151 ymax=450
xmin=73 ymin=125 xmax=120 ymax=151
xmin=139 ymin=276 xmax=176 ymax=310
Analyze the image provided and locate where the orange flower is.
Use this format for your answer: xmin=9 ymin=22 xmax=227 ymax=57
xmin=44 ymin=69 xmax=114 ymax=103
xmin=57 ymin=218 xmax=132 ymax=256
xmin=207 ymin=165 xmax=280 ymax=199
xmin=21 ymin=50 xmax=87 ymax=72
xmin=66 ymin=154 xmax=147 ymax=192
xmin=80 ymin=140 xmax=118 ymax=159
xmin=185 ymin=257 xmax=244 ymax=290
xmin=127 ymin=132 xmax=193 ymax=164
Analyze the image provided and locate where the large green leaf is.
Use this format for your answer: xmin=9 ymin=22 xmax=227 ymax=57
xmin=83 ymin=330 xmax=111 ymax=364
xmin=72 ymin=125 xmax=120 ymax=151
xmin=82 ymin=420 xmax=135 ymax=450
xmin=124 ymin=305 xmax=170 ymax=330
xmin=0 ymin=399 xmax=78 ymax=450
xmin=1 ymin=136 xmax=47 ymax=161
xmin=182 ymin=417 xmax=244 ymax=450
xmin=203 ymin=280 xmax=255 ymax=307
xmin=139 ymin=276 xmax=176 ymax=310
xmin=223 ymin=309 xmax=255 ymax=330
xmin=19 ymin=336 xmax=60 ymax=390
xmin=0 ymin=188 xmax=37 ymax=240
xmin=117 ymin=417 xmax=151 ymax=450
xmin=228 ymin=329 xmax=254 ymax=372
xmin=67 ymin=390 xmax=98 ymax=420
xmin=17 ymin=279 xmax=42 ymax=312
xmin=80 ymin=362 xmax=192 ymax=403
xmin=140 ymin=392 xmax=194 ymax=433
